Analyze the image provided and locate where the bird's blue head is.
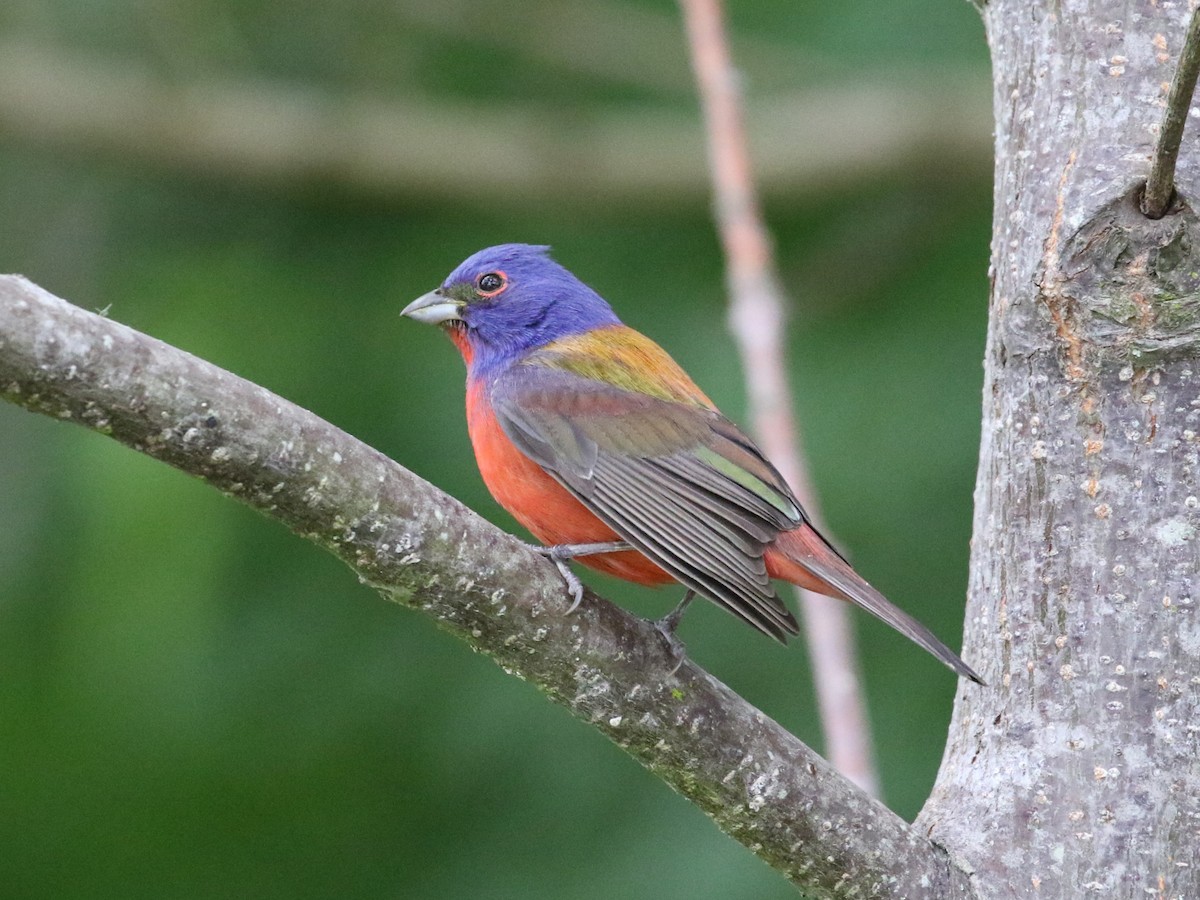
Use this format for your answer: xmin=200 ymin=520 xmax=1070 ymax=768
xmin=402 ymin=244 xmax=621 ymax=376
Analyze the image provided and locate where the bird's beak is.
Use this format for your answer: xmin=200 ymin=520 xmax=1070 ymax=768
xmin=401 ymin=290 xmax=464 ymax=325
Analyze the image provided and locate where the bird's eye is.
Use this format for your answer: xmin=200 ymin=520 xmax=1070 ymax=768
xmin=476 ymin=271 xmax=507 ymax=296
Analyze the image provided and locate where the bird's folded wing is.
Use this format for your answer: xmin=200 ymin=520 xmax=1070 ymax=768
xmin=491 ymin=359 xmax=806 ymax=641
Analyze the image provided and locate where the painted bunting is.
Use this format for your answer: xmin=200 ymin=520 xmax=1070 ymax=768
xmin=403 ymin=244 xmax=980 ymax=682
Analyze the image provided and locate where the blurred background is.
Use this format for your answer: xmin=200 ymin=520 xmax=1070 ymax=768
xmin=0 ymin=1 xmax=991 ymax=897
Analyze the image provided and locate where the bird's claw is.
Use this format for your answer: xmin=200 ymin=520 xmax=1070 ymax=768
xmin=653 ymin=590 xmax=696 ymax=675
xmin=555 ymin=557 xmax=587 ymax=613
xmin=532 ymin=541 xmax=631 ymax=614
xmin=532 ymin=545 xmax=586 ymax=612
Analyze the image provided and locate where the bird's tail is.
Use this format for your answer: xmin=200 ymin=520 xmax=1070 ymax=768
xmin=769 ymin=524 xmax=983 ymax=684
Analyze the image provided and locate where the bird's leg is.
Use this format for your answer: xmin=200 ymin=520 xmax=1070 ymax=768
xmin=532 ymin=540 xmax=632 ymax=613
xmin=656 ymin=589 xmax=696 ymax=634
xmin=654 ymin=590 xmax=696 ymax=675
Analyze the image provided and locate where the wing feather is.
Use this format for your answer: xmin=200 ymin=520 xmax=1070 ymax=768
xmin=491 ymin=352 xmax=804 ymax=640
xmin=593 ymin=468 xmax=795 ymax=638
xmin=664 ymin=453 xmax=797 ymax=533
xmin=600 ymin=457 xmax=769 ymax=588
xmin=641 ymin=458 xmax=777 ymax=552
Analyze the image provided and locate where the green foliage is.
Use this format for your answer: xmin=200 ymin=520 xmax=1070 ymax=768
xmin=0 ymin=1 xmax=989 ymax=896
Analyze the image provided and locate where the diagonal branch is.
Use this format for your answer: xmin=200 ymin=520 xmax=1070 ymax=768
xmin=679 ymin=0 xmax=880 ymax=796
xmin=0 ymin=275 xmax=972 ymax=897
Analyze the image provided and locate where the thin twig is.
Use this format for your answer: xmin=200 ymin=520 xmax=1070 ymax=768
xmin=678 ymin=0 xmax=880 ymax=796
xmin=1142 ymin=6 xmax=1200 ymax=218
xmin=0 ymin=274 xmax=976 ymax=897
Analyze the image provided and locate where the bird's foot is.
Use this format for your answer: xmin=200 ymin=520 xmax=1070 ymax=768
xmin=653 ymin=590 xmax=696 ymax=675
xmin=532 ymin=540 xmax=632 ymax=613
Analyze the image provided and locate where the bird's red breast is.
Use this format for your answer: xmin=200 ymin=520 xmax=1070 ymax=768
xmin=466 ymin=377 xmax=675 ymax=586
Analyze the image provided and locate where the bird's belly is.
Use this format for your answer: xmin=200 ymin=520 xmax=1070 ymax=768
xmin=467 ymin=388 xmax=673 ymax=586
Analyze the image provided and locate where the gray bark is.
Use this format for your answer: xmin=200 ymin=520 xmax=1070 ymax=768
xmin=918 ymin=2 xmax=1200 ymax=898
xmin=0 ymin=275 xmax=969 ymax=898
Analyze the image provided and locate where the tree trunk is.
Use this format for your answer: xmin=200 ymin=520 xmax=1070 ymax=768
xmin=920 ymin=1 xmax=1200 ymax=897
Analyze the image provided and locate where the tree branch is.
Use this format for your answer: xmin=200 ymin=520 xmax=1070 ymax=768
xmin=0 ymin=41 xmax=990 ymax=206
xmin=0 ymin=275 xmax=972 ymax=897
xmin=1141 ymin=5 xmax=1200 ymax=219
xmin=680 ymin=0 xmax=880 ymax=796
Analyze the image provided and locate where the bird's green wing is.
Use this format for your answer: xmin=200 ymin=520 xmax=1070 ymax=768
xmin=491 ymin=328 xmax=806 ymax=640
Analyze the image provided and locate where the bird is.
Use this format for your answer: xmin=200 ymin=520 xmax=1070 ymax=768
xmin=402 ymin=243 xmax=981 ymax=683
